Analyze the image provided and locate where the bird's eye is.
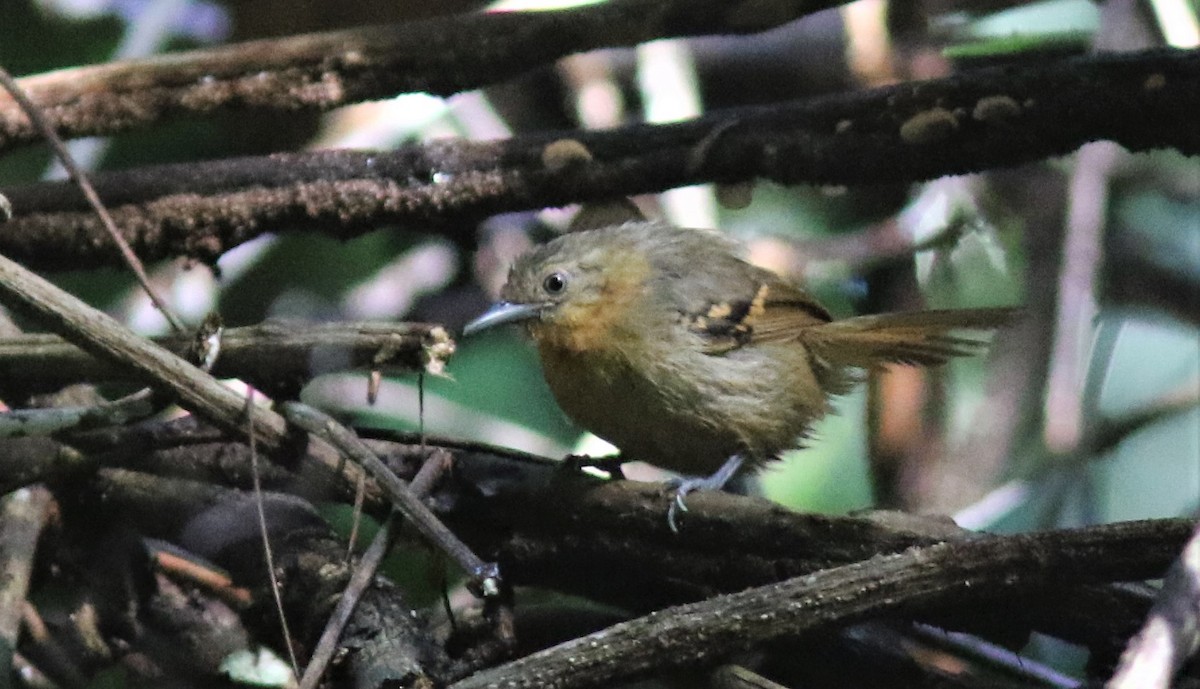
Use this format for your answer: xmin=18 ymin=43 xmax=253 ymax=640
xmin=542 ymin=271 xmax=568 ymax=295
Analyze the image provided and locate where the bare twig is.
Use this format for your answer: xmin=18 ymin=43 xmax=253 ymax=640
xmin=245 ymin=389 xmax=300 ymax=677
xmin=1088 ymin=380 xmax=1200 ymax=456
xmin=0 ymin=320 xmax=451 ymax=398
xmin=0 ymin=389 xmax=157 ymax=438
xmin=299 ymin=513 xmax=399 ymax=689
xmin=152 ymin=549 xmax=252 ymax=608
xmin=300 ymin=449 xmax=450 ymax=688
xmin=1108 ymin=522 xmax=1200 ymax=689
xmin=280 ymin=402 xmax=500 ymax=598
xmin=1 ymin=49 xmax=1196 ymax=272
xmin=0 ymin=66 xmax=182 ymax=333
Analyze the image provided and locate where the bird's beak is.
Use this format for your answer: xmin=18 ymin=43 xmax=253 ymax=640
xmin=462 ymin=301 xmax=544 ymax=336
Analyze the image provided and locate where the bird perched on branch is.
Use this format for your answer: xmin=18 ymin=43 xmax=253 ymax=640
xmin=465 ymin=222 xmax=1015 ymax=530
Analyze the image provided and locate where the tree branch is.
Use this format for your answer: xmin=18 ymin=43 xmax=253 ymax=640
xmin=1 ymin=48 xmax=1195 ymax=271
xmin=0 ymin=320 xmax=448 ymax=399
xmin=0 ymin=0 xmax=845 ymax=152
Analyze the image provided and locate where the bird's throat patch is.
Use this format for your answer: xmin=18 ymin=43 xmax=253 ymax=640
xmin=531 ymin=252 xmax=651 ymax=355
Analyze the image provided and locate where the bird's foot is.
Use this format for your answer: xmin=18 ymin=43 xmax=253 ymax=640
xmin=665 ymin=455 xmax=744 ymax=533
xmin=561 ymin=453 xmax=627 ymax=480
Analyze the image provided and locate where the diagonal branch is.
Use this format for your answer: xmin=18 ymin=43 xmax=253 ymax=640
xmin=0 ymin=251 xmax=497 ymax=598
xmin=1 ymin=48 xmax=1196 ymax=271
xmin=0 ymin=0 xmax=846 ymax=152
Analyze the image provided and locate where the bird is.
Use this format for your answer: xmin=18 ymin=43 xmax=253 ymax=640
xmin=463 ymin=221 xmax=1015 ymax=530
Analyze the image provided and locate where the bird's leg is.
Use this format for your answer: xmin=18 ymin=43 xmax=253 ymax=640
xmin=561 ymin=453 xmax=628 ymax=480
xmin=666 ymin=454 xmax=744 ymax=533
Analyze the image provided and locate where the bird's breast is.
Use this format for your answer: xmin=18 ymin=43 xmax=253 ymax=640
xmin=535 ymin=340 xmax=741 ymax=475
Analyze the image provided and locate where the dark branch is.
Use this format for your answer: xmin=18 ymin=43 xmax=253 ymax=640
xmin=0 ymin=0 xmax=845 ymax=152
xmin=0 ymin=419 xmax=1171 ymax=661
xmin=1 ymin=48 xmax=1196 ymax=271
xmin=450 ymin=519 xmax=1188 ymax=689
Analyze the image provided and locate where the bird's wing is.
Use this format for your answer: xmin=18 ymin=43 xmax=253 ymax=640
xmin=680 ymin=274 xmax=833 ymax=355
xmin=639 ymin=226 xmax=832 ymax=354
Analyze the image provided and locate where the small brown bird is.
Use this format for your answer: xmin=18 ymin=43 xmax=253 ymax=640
xmin=465 ymin=222 xmax=1014 ymax=529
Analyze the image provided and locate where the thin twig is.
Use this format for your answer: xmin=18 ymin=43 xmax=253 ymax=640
xmin=298 ymin=512 xmax=401 ymax=689
xmin=0 ymin=389 xmax=157 ymax=438
xmin=280 ymin=402 xmax=501 ymax=598
xmin=152 ymin=549 xmax=252 ymax=608
xmin=300 ymin=448 xmax=452 ymax=687
xmin=245 ymin=388 xmax=300 ymax=678
xmin=0 ymin=66 xmax=183 ymax=333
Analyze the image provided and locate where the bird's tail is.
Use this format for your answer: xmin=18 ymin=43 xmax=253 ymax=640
xmin=800 ymin=307 xmax=1018 ymax=369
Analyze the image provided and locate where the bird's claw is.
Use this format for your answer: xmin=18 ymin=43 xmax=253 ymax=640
xmin=664 ymin=455 xmax=745 ymax=534
xmin=666 ymin=477 xmax=705 ymax=534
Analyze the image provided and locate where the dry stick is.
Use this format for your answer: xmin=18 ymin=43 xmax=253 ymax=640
xmin=0 ymin=486 xmax=54 ymax=653
xmin=298 ymin=451 xmax=451 ymax=689
xmin=451 ymin=520 xmax=1185 ymax=689
xmin=1107 ymin=521 xmax=1200 ymax=689
xmin=0 ymin=322 xmax=447 ymax=396
xmin=0 ymin=66 xmax=183 ymax=334
xmin=0 ymin=253 xmax=496 ymax=597
xmin=0 ymin=389 xmax=157 ymax=438
xmin=152 ymin=550 xmax=251 ymax=608
xmin=245 ymin=389 xmax=301 ymax=678
xmin=281 ymin=402 xmax=500 ymax=597
xmin=297 ymin=514 xmax=401 ymax=689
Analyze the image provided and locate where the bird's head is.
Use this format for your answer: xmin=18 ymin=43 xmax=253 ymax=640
xmin=463 ymin=228 xmax=652 ymax=353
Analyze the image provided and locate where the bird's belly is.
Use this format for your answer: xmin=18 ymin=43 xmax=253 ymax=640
xmin=538 ymin=343 xmax=827 ymax=477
